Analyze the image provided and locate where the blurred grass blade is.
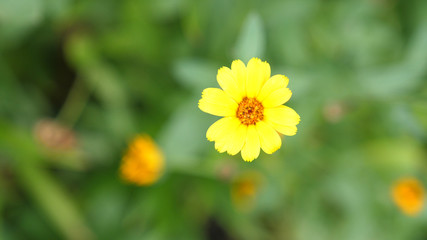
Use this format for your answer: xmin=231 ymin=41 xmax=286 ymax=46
xmin=0 ymin=122 xmax=94 ymax=240
xmin=15 ymin=164 xmax=94 ymax=240
xmin=0 ymin=187 xmax=3 ymax=239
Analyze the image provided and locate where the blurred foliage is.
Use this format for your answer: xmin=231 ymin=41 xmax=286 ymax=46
xmin=1 ymin=0 xmax=427 ymax=239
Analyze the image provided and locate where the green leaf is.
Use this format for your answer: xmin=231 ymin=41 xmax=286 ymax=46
xmin=233 ymin=13 xmax=265 ymax=62
xmin=0 ymin=0 xmax=44 ymax=45
xmin=158 ymin=96 xmax=214 ymax=168
xmin=172 ymin=58 xmax=217 ymax=92
xmin=357 ymin=63 xmax=424 ymax=99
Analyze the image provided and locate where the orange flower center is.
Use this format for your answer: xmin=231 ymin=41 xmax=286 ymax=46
xmin=236 ymin=97 xmax=264 ymax=125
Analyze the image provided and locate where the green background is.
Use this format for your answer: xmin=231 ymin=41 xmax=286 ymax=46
xmin=1 ymin=0 xmax=427 ymax=239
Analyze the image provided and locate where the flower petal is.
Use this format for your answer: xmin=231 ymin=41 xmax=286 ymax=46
xmin=257 ymin=74 xmax=289 ymax=102
xmin=256 ymin=121 xmax=281 ymax=154
xmin=231 ymin=59 xmax=247 ymax=95
xmin=264 ymin=105 xmax=300 ymax=125
xmin=241 ymin=125 xmax=260 ymax=162
xmin=264 ymin=105 xmax=300 ymax=136
xmin=246 ymin=58 xmax=271 ymax=98
xmin=267 ymin=123 xmax=298 ymax=136
xmin=213 ymin=118 xmax=241 ymax=153
xmin=198 ymin=88 xmax=238 ymax=116
xmin=226 ymin=124 xmax=247 ymax=155
xmin=262 ymin=88 xmax=292 ymax=108
xmin=206 ymin=117 xmax=233 ymax=141
xmin=217 ymin=66 xmax=243 ymax=102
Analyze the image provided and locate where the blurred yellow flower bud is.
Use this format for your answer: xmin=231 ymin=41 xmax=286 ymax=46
xmin=120 ymin=135 xmax=164 ymax=186
xmin=392 ymin=178 xmax=424 ymax=216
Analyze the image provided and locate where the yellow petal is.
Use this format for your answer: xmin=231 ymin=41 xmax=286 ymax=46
xmin=226 ymin=124 xmax=247 ymax=155
xmin=217 ymin=66 xmax=243 ymax=102
xmin=264 ymin=105 xmax=300 ymax=126
xmin=257 ymin=74 xmax=289 ymax=102
xmin=215 ymin=141 xmax=228 ymax=153
xmin=262 ymin=88 xmax=292 ymax=108
xmin=267 ymin=123 xmax=298 ymax=136
xmin=241 ymin=125 xmax=260 ymax=162
xmin=231 ymin=59 xmax=247 ymax=95
xmin=206 ymin=117 xmax=232 ymax=141
xmin=198 ymin=88 xmax=238 ymax=116
xmin=246 ymin=58 xmax=271 ymax=98
xmin=256 ymin=121 xmax=281 ymax=154
xmin=213 ymin=118 xmax=241 ymax=153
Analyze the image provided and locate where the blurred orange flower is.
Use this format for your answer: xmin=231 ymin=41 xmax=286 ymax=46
xmin=120 ymin=135 xmax=164 ymax=186
xmin=231 ymin=171 xmax=263 ymax=211
xmin=392 ymin=178 xmax=424 ymax=216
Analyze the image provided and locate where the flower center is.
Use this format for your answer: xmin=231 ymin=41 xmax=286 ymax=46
xmin=236 ymin=97 xmax=264 ymax=125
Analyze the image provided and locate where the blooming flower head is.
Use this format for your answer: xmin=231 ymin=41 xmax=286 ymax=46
xmin=392 ymin=178 xmax=424 ymax=216
xmin=198 ymin=58 xmax=300 ymax=162
xmin=120 ymin=135 xmax=164 ymax=186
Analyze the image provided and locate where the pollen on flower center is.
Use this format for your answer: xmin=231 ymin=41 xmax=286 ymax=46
xmin=236 ymin=97 xmax=264 ymax=125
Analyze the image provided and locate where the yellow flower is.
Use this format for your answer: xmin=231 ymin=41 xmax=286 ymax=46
xmin=198 ymin=58 xmax=300 ymax=162
xmin=392 ymin=178 xmax=424 ymax=216
xmin=120 ymin=135 xmax=164 ymax=186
